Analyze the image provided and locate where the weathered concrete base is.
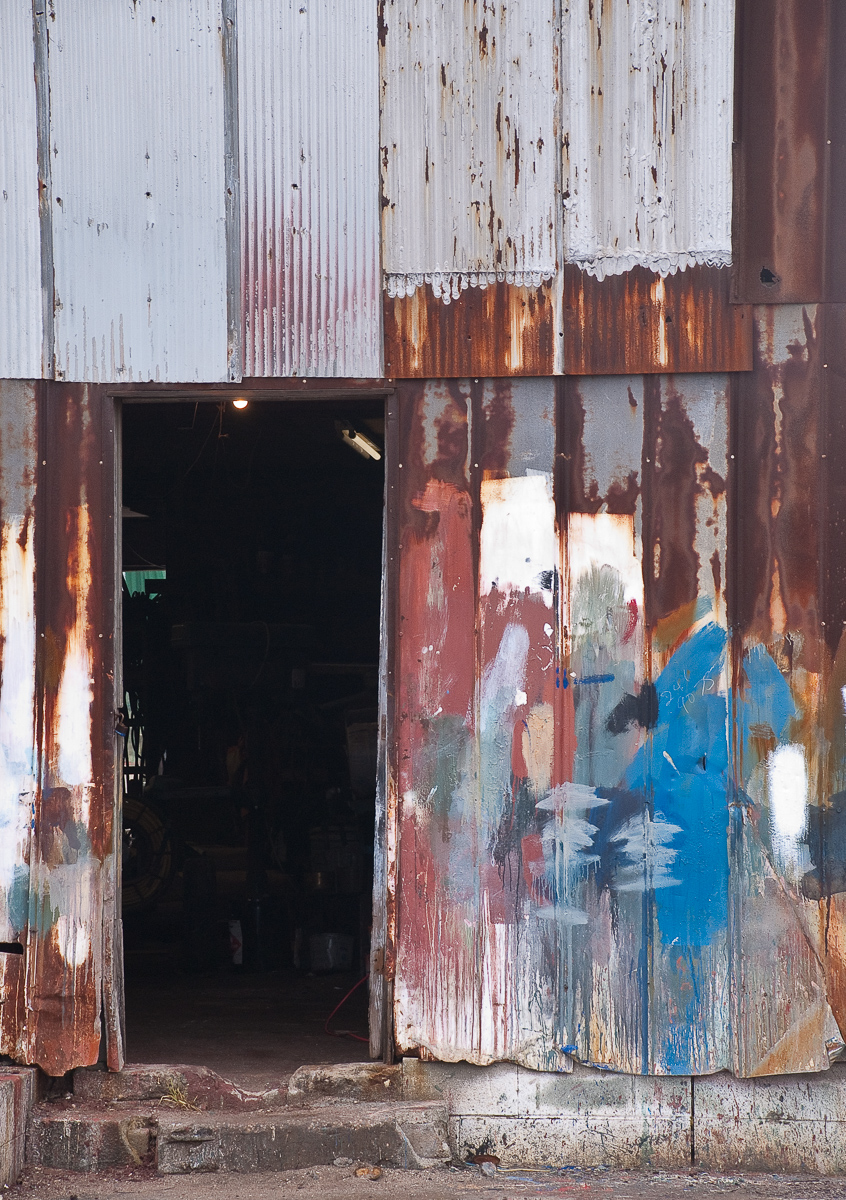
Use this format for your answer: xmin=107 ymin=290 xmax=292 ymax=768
xmin=0 ymin=1069 xmax=40 ymax=1187
xmin=287 ymin=1062 xmax=402 ymax=1106
xmin=402 ymin=1061 xmax=691 ymax=1169
xmin=24 ymin=1059 xmax=846 ymax=1176
xmin=157 ymin=1103 xmax=450 ymax=1174
xmin=27 ymin=1086 xmax=450 ymax=1175
xmin=27 ymin=1107 xmax=156 ymax=1172
xmin=396 ymin=1059 xmax=846 ymax=1174
xmin=693 ymin=1068 xmax=846 ymax=1174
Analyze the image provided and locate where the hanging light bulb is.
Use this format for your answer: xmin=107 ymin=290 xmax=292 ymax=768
xmin=233 ymin=398 xmax=249 ymax=410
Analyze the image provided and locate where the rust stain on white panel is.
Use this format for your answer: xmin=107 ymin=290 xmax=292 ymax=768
xmin=562 ymin=0 xmax=734 ymax=279
xmin=49 ymin=0 xmax=228 ymax=382
xmin=0 ymin=6 xmax=42 ymax=378
xmin=381 ymin=0 xmax=558 ymax=302
xmin=239 ymin=0 xmax=381 ymax=377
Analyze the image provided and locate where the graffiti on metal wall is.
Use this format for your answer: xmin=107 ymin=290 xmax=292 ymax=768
xmin=0 ymin=382 xmax=121 ymax=1076
xmin=393 ymin=339 xmax=846 ymax=1076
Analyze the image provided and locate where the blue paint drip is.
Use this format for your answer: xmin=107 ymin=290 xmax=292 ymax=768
xmin=575 ymin=673 xmax=616 ymax=686
xmin=738 ymin=644 xmax=796 ymax=788
xmin=624 ymin=622 xmax=730 ymax=947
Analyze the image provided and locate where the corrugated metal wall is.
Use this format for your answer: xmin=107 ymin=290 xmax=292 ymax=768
xmin=561 ymin=0 xmax=734 ymax=279
xmin=2 ymin=0 xmax=846 ymax=1082
xmin=49 ymin=0 xmax=229 ymax=384
xmin=0 ymin=5 xmax=42 ymax=380
xmin=381 ymin=0 xmax=747 ymax=378
xmin=239 ymin=0 xmax=381 ymax=377
xmin=389 ymin=358 xmax=846 ymax=1076
xmin=379 ymin=0 xmax=558 ymax=302
xmin=0 ymin=381 xmax=121 ymax=1075
xmin=0 ymin=383 xmax=38 ymax=1058
xmin=0 ymin=0 xmax=381 ymax=383
xmin=0 ymin=0 xmax=751 ymax=381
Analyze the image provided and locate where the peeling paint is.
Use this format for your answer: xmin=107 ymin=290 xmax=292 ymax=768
xmin=562 ymin=0 xmax=734 ymax=280
xmin=380 ymin=0 xmax=557 ymax=302
xmin=391 ymin=358 xmax=846 ymax=1077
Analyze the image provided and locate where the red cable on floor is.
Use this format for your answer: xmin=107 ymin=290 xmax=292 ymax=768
xmin=325 ymin=974 xmax=369 ymax=1043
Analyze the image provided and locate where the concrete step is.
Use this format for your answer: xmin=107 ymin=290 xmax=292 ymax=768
xmin=26 ymin=1104 xmax=157 ymax=1172
xmin=73 ymin=1063 xmax=283 ymax=1111
xmin=26 ymin=1099 xmax=451 ymax=1175
xmin=287 ymin=1061 xmax=403 ymax=1105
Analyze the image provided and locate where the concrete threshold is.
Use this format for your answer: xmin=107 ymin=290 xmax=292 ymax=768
xmin=20 ymin=1058 xmax=846 ymax=1177
xmin=26 ymin=1063 xmax=449 ymax=1175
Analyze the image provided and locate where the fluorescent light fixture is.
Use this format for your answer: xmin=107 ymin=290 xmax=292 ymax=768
xmin=339 ymin=424 xmax=382 ymax=461
xmin=232 ymin=398 xmax=249 ymax=410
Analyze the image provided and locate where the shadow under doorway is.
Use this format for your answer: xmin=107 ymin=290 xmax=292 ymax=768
xmin=119 ymin=397 xmax=384 ymax=1091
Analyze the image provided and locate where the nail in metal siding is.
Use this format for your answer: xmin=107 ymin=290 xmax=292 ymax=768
xmin=562 ymin=0 xmax=735 ymax=279
xmin=239 ymin=0 xmax=382 ymax=377
xmin=380 ymin=0 xmax=558 ymax=302
xmin=0 ymin=5 xmax=42 ymax=378
xmin=48 ymin=0 xmax=229 ymax=383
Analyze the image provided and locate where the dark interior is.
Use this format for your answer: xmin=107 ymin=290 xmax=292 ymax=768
xmin=119 ymin=398 xmax=384 ymax=1084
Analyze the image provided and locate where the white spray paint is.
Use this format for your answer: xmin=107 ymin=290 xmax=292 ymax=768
xmin=611 ymin=811 xmax=682 ymax=892
xmin=480 ymin=624 xmax=529 ymax=736
xmin=538 ymin=782 xmax=608 ymax=925
xmin=55 ymin=913 xmax=91 ymax=969
xmin=56 ymin=506 xmax=94 ymax=795
xmin=0 ymin=517 xmax=36 ymax=900
xmin=568 ymin=513 xmax=643 ymax=609
xmin=767 ymin=744 xmax=809 ymax=883
xmin=480 ymin=474 xmax=556 ymax=604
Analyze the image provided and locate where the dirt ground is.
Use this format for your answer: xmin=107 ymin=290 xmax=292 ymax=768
xmin=8 ymin=1166 xmax=846 ymax=1200
xmin=122 ymin=968 xmax=371 ymax=1092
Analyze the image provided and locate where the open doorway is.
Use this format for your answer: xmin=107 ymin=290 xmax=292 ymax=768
xmin=118 ymin=398 xmax=384 ymax=1089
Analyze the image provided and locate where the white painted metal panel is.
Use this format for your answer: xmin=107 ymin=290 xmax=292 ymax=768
xmin=562 ymin=0 xmax=734 ymax=279
xmin=0 ymin=7 xmax=42 ymax=378
xmin=0 ymin=382 xmax=37 ymax=951
xmin=49 ymin=0 xmax=228 ymax=382
xmin=381 ymin=0 xmax=558 ymax=302
xmin=239 ymin=0 xmax=381 ymax=377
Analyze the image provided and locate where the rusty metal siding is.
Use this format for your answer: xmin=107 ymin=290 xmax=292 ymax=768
xmin=48 ymin=0 xmax=229 ymax=383
xmin=239 ymin=0 xmax=381 ymax=378
xmin=393 ymin=378 xmax=569 ymax=1068
xmin=0 ymin=382 xmax=121 ymax=1076
xmin=0 ymin=7 xmax=42 ymax=379
xmin=384 ymin=265 xmax=752 ymax=379
xmin=0 ymin=383 xmax=38 ymax=1062
xmin=384 ymin=280 xmax=560 ymax=378
xmin=29 ymin=383 xmax=120 ymax=1074
xmin=733 ymin=0 xmax=828 ymax=304
xmin=380 ymin=0 xmax=558 ymax=302
xmin=562 ymin=265 xmax=751 ymax=376
xmin=562 ymin=0 xmax=734 ymax=280
xmin=390 ymin=355 xmax=846 ymax=1075
xmin=727 ymin=304 xmax=846 ymax=1076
